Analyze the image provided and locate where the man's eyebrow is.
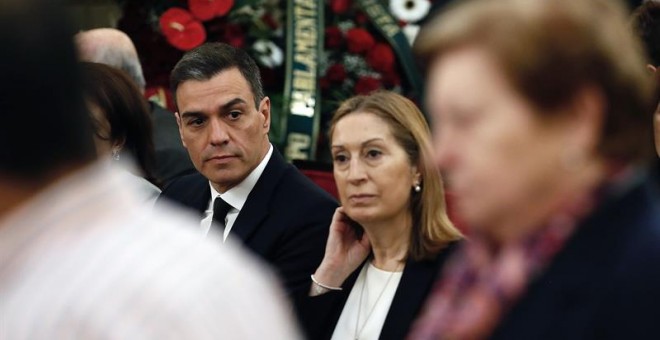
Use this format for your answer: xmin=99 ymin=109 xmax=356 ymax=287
xmin=179 ymin=111 xmax=204 ymax=119
xmin=179 ymin=98 xmax=248 ymax=118
xmin=221 ymin=98 xmax=248 ymax=111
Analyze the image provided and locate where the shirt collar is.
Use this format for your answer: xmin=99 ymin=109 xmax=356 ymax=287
xmin=208 ymin=144 xmax=273 ymax=211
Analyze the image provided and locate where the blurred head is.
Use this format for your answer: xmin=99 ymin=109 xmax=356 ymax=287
xmin=75 ymin=28 xmax=146 ymax=92
xmin=329 ymin=91 xmax=461 ymax=260
xmin=170 ymin=43 xmax=270 ymax=193
xmin=0 ymin=0 xmax=95 ymax=185
xmin=632 ymin=1 xmax=660 ymax=156
xmin=632 ymin=1 xmax=660 ymax=67
xmin=80 ymin=62 xmax=159 ymax=187
xmin=415 ymin=0 xmax=655 ymax=239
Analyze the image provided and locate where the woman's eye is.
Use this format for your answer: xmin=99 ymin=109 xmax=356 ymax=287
xmin=333 ymin=154 xmax=348 ymax=164
xmin=366 ymin=149 xmax=382 ymax=158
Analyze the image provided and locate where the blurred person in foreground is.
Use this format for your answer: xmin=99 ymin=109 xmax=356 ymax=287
xmin=409 ymin=0 xmax=660 ymax=339
xmin=159 ymin=42 xmax=337 ymax=301
xmin=0 ymin=1 xmax=301 ymax=338
xmin=298 ymin=91 xmax=462 ymax=339
xmin=75 ymin=28 xmax=195 ymax=186
xmin=80 ymin=61 xmax=161 ymax=205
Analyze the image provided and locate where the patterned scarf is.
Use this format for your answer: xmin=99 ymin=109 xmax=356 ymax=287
xmin=408 ymin=167 xmax=630 ymax=340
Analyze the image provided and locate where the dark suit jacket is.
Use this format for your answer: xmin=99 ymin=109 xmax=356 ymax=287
xmin=490 ymin=177 xmax=660 ymax=340
xmin=299 ymin=242 xmax=460 ymax=340
xmin=150 ymin=102 xmax=195 ymax=186
xmin=158 ymin=149 xmax=337 ymax=298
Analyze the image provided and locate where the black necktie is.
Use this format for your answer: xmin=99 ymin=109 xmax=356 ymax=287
xmin=212 ymin=196 xmax=233 ymax=231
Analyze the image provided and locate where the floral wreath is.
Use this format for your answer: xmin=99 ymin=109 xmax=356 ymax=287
xmin=116 ymin=0 xmax=437 ymax=162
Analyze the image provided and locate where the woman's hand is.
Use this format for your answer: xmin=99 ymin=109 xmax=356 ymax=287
xmin=311 ymin=207 xmax=371 ymax=290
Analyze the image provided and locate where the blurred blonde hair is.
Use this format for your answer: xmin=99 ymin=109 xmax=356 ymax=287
xmin=415 ymin=0 xmax=656 ymax=163
xmin=329 ymin=91 xmax=462 ymax=261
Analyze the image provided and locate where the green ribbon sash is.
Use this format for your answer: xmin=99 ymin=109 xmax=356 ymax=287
xmin=282 ymin=0 xmax=323 ymax=161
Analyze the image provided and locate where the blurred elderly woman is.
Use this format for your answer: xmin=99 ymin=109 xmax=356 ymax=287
xmin=409 ymin=0 xmax=660 ymax=339
xmin=299 ymin=91 xmax=462 ymax=339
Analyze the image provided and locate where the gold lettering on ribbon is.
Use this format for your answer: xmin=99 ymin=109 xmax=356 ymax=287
xmin=286 ymin=133 xmax=312 ymax=160
xmin=360 ymin=0 xmax=400 ymax=38
xmin=290 ymin=0 xmax=318 ymax=118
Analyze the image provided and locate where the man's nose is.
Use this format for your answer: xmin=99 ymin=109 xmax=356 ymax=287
xmin=208 ymin=118 xmax=230 ymax=145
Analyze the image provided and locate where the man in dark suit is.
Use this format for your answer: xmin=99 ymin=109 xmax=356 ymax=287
xmin=158 ymin=42 xmax=337 ymax=298
xmin=75 ymin=28 xmax=195 ymax=185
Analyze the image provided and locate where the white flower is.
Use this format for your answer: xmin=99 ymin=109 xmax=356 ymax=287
xmin=252 ymin=40 xmax=283 ymax=68
xmin=390 ymin=0 xmax=431 ymax=23
xmin=403 ymin=24 xmax=420 ymax=45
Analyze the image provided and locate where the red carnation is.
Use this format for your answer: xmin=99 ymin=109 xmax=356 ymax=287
xmin=223 ymin=23 xmax=245 ymax=48
xmin=159 ymin=8 xmax=206 ymax=51
xmin=330 ymin=0 xmax=350 ymax=14
xmin=326 ymin=64 xmax=347 ymax=84
xmin=320 ymin=77 xmax=331 ymax=91
xmin=346 ymin=28 xmax=375 ymax=54
xmin=325 ymin=26 xmax=343 ymax=49
xmin=367 ymin=43 xmax=395 ymax=73
xmin=382 ymin=69 xmax=401 ymax=88
xmin=355 ymin=12 xmax=369 ymax=25
xmin=354 ymin=76 xmax=381 ymax=95
xmin=188 ymin=0 xmax=234 ymax=21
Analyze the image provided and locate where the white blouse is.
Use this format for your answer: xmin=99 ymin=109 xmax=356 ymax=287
xmin=331 ymin=262 xmax=404 ymax=340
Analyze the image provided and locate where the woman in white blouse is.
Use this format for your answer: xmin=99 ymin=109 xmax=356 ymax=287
xmin=298 ymin=91 xmax=462 ymax=340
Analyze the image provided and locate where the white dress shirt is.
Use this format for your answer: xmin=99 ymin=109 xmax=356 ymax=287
xmin=200 ymin=144 xmax=273 ymax=240
xmin=0 ymin=160 xmax=302 ymax=339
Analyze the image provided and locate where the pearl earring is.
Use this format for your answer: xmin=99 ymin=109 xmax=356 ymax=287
xmin=414 ymin=184 xmax=421 ymax=192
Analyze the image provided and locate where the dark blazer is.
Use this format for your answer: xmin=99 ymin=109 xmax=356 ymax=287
xmin=490 ymin=177 xmax=660 ymax=340
xmin=150 ymin=102 xmax=195 ymax=186
xmin=299 ymin=242 xmax=460 ymax=340
xmin=158 ymin=149 xmax=337 ymax=297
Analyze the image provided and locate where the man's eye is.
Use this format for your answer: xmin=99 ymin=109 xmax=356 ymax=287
xmin=228 ymin=111 xmax=242 ymax=120
xmin=189 ymin=118 xmax=205 ymax=126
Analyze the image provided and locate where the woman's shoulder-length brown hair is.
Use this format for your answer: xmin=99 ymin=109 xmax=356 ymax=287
xmin=329 ymin=91 xmax=462 ymax=261
xmin=415 ymin=0 xmax=657 ymax=164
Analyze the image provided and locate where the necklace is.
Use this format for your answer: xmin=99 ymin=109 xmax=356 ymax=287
xmin=354 ymin=261 xmax=403 ymax=340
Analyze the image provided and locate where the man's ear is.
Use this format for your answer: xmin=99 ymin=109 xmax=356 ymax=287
xmin=259 ymin=96 xmax=271 ymax=133
xmin=647 ymin=64 xmax=657 ymax=73
xmin=175 ymin=112 xmax=187 ymax=148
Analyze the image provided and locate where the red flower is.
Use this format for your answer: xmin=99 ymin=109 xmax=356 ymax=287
xmin=325 ymin=27 xmax=343 ymax=49
xmin=159 ymin=8 xmax=206 ymax=51
xmin=346 ymin=28 xmax=375 ymax=54
xmin=188 ymin=0 xmax=234 ymax=22
xmin=355 ymin=12 xmax=369 ymax=25
xmin=367 ymin=43 xmax=395 ymax=73
xmin=320 ymin=77 xmax=331 ymax=91
xmin=223 ymin=23 xmax=245 ymax=48
xmin=326 ymin=64 xmax=347 ymax=84
xmin=261 ymin=13 xmax=279 ymax=30
xmin=354 ymin=76 xmax=381 ymax=95
xmin=330 ymin=0 xmax=350 ymax=14
xmin=382 ymin=69 xmax=401 ymax=87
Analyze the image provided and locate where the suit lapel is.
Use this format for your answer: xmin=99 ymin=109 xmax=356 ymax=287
xmin=380 ymin=242 xmax=457 ymax=340
xmin=230 ymin=150 xmax=289 ymax=242
xmin=173 ymin=173 xmax=210 ymax=217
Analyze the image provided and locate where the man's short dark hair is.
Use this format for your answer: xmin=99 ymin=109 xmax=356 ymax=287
xmin=0 ymin=0 xmax=95 ymax=179
xmin=170 ymin=42 xmax=265 ymax=109
xmin=633 ymin=1 xmax=660 ymax=66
